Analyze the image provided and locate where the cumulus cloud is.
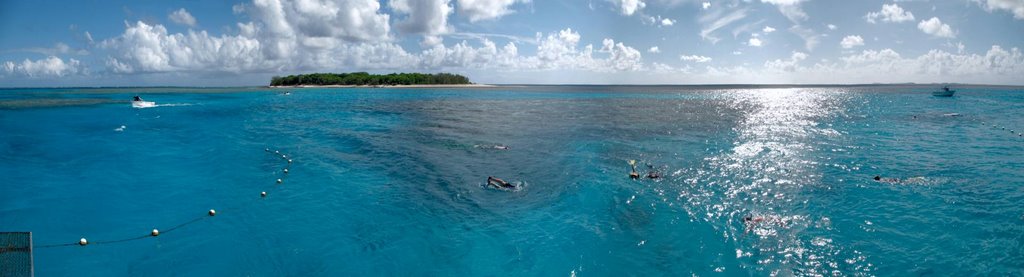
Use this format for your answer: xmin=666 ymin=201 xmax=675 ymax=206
xmin=661 ymin=17 xmax=676 ymax=26
xmin=764 ymin=51 xmax=807 ymax=72
xmin=100 ymin=21 xmax=264 ymax=73
xmin=760 ymin=0 xmax=807 ymax=22
xmin=680 ymin=54 xmax=712 ymax=63
xmin=390 ymin=0 xmax=453 ymax=37
xmin=249 ymin=0 xmax=391 ymax=43
xmin=599 ymin=38 xmax=644 ymax=71
xmin=840 ymin=35 xmax=864 ymax=49
xmin=169 ymin=8 xmax=197 ymax=27
xmin=456 ymin=0 xmax=529 ymax=22
xmin=648 ymin=46 xmax=660 ymax=53
xmin=865 ymin=4 xmax=915 ymax=23
xmin=1 ymin=56 xmax=84 ymax=77
xmin=611 ymin=0 xmax=646 ymax=15
xmin=975 ymin=0 xmax=1024 ymax=19
xmin=918 ymin=17 xmax=956 ymax=38
xmin=749 ymin=37 xmax=763 ymax=47
xmin=763 ymin=26 xmax=776 ymax=33
xmin=702 ymin=2 xmax=710 ymax=9
xmin=827 ymin=24 xmax=837 ymax=30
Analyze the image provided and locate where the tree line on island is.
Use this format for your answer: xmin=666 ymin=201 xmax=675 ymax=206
xmin=270 ymin=72 xmax=471 ymax=86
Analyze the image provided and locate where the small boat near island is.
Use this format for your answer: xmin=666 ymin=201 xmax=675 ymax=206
xmin=932 ymin=86 xmax=956 ymax=97
xmin=131 ymin=95 xmax=156 ymax=108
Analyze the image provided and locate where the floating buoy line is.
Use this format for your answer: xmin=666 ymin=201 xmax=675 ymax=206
xmin=36 ymin=147 xmax=294 ymax=249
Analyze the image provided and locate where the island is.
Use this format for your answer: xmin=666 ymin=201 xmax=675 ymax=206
xmin=269 ymin=72 xmax=475 ymax=87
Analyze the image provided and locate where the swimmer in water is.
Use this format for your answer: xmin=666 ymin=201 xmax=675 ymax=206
xmin=628 ymin=160 xmax=640 ymax=179
xmin=743 ymin=215 xmax=788 ymax=234
xmin=487 ymin=176 xmax=515 ymax=189
xmin=873 ymin=175 xmax=900 ymax=183
xmin=494 ymin=145 xmax=509 ymax=150
xmin=646 ymin=164 xmax=661 ymax=179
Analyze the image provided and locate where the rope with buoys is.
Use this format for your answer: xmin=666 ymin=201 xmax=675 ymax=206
xmin=34 ymin=147 xmax=294 ymax=249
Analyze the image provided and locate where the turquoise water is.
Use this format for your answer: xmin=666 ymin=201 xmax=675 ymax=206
xmin=1 ymin=86 xmax=1022 ymax=276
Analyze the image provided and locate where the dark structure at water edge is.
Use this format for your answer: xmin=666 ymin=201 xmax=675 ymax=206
xmin=270 ymin=72 xmax=471 ymax=86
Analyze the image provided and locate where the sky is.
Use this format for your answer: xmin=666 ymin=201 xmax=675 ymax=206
xmin=1 ymin=0 xmax=1023 ymax=86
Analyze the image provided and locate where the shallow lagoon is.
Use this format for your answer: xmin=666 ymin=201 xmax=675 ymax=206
xmin=1 ymin=85 xmax=1022 ymax=275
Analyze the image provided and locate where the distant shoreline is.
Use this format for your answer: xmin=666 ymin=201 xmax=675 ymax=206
xmin=268 ymin=84 xmax=495 ymax=88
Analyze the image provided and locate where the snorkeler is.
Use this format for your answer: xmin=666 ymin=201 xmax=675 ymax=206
xmin=646 ymin=164 xmax=661 ymax=179
xmin=628 ymin=160 xmax=640 ymax=179
xmin=487 ymin=176 xmax=515 ymax=189
xmin=873 ymin=175 xmax=900 ymax=183
xmin=743 ymin=215 xmax=788 ymax=234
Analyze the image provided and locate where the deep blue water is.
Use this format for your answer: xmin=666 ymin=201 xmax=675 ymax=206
xmin=1 ymin=86 xmax=1022 ymax=276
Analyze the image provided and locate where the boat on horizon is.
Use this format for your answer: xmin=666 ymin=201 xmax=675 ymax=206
xmin=131 ymin=95 xmax=156 ymax=108
xmin=932 ymin=86 xmax=956 ymax=97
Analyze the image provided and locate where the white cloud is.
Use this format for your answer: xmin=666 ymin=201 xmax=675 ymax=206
xmin=918 ymin=17 xmax=956 ymax=38
xmin=975 ymin=0 xmax=1024 ymax=19
xmin=100 ymin=21 xmax=264 ymax=73
xmin=789 ymin=25 xmax=820 ymax=51
xmin=390 ymin=0 xmax=453 ymax=36
xmin=456 ymin=0 xmax=529 ymax=22
xmin=1 ymin=56 xmax=84 ymax=77
xmin=648 ymin=46 xmax=660 ymax=53
xmin=249 ymin=0 xmax=391 ymax=44
xmin=169 ymin=8 xmax=198 ymax=27
xmin=661 ymin=17 xmax=676 ymax=26
xmin=680 ymin=54 xmax=712 ymax=63
xmin=600 ymin=38 xmax=644 ymax=71
xmin=702 ymin=2 xmax=710 ymax=9
xmin=840 ymin=35 xmax=864 ymax=49
xmin=699 ymin=8 xmax=749 ymax=43
xmin=760 ymin=0 xmax=808 ymax=22
xmin=611 ymin=0 xmax=646 ymax=15
xmin=762 ymin=26 xmax=776 ymax=33
xmin=865 ymin=4 xmax=915 ymax=23
xmin=749 ymin=37 xmax=763 ymax=47
xmin=764 ymin=51 xmax=807 ymax=72
xmin=827 ymin=24 xmax=837 ymax=30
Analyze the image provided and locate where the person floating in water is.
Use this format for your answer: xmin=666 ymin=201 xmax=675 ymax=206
xmin=875 ymin=175 xmax=926 ymax=184
xmin=646 ymin=164 xmax=661 ymax=179
xmin=743 ymin=215 xmax=788 ymax=234
xmin=487 ymin=176 xmax=516 ymax=189
xmin=873 ymin=175 xmax=899 ymax=183
xmin=628 ymin=160 xmax=640 ymax=179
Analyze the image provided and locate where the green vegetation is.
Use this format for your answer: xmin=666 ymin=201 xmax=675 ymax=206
xmin=270 ymin=72 xmax=471 ymax=86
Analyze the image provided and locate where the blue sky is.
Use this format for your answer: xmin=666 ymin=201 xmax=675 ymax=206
xmin=1 ymin=0 xmax=1023 ymax=86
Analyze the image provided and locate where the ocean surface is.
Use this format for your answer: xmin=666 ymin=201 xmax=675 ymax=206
xmin=1 ymin=85 xmax=1022 ymax=276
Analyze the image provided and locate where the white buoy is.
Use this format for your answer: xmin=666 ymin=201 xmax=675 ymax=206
xmin=265 ymin=148 xmax=270 ymax=152
xmin=288 ymin=159 xmax=293 ymax=163
xmin=282 ymin=155 xmax=287 ymax=159
xmin=151 ymin=229 xmax=160 ymax=237
xmin=275 ymin=150 xmax=280 ymax=154
xmin=276 ymin=179 xmax=283 ymax=184
xmin=79 ymin=238 xmax=88 ymax=246
xmin=283 ymin=169 xmax=289 ymax=174
xmin=261 ymin=191 xmax=267 ymax=197
xmin=209 ymin=209 xmax=216 ymax=216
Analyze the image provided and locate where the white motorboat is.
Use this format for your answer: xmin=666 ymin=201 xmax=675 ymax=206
xmin=131 ymin=95 xmax=156 ymax=108
xmin=932 ymin=86 xmax=955 ymax=97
